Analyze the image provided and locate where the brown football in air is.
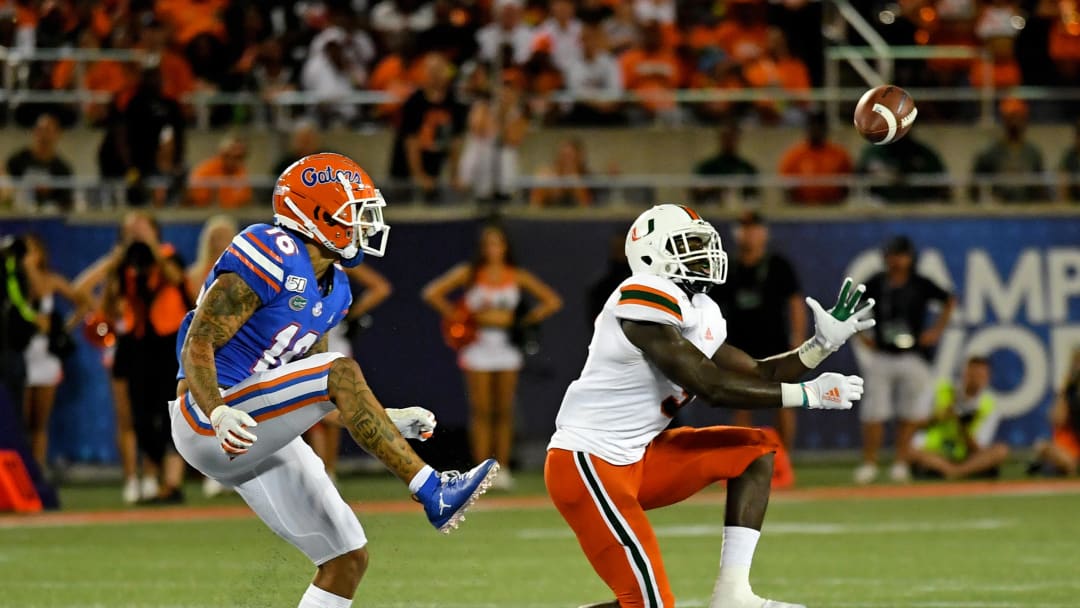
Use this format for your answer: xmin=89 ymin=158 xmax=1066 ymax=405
xmin=853 ymin=85 xmax=917 ymax=145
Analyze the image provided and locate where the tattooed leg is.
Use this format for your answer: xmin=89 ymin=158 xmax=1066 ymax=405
xmin=328 ymin=357 xmax=425 ymax=483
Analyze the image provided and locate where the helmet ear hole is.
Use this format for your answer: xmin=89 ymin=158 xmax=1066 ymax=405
xmin=316 ymin=207 xmax=339 ymax=227
xmin=641 ymin=255 xmax=652 ymax=266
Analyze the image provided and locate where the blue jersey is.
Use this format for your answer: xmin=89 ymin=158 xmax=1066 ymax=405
xmin=177 ymin=223 xmax=353 ymax=387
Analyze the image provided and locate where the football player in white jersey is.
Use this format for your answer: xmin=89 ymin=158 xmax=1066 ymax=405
xmin=546 ymin=204 xmax=875 ymax=608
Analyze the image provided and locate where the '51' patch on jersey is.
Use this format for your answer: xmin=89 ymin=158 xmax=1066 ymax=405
xmin=285 ymin=275 xmax=308 ymax=293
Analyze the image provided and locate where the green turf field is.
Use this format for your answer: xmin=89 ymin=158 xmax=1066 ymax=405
xmin=2 ymin=467 xmax=1079 ymax=608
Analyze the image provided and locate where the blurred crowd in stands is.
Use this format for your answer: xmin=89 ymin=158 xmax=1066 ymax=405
xmin=4 ymin=0 xmax=1080 ymax=129
xmin=1 ymin=0 xmax=1080 ymax=207
xmin=6 ymin=95 xmax=1080 ymax=209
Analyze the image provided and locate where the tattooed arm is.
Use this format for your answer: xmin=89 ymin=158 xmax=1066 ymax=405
xmin=327 ymin=357 xmax=424 ymax=483
xmin=180 ymin=273 xmax=263 ymax=416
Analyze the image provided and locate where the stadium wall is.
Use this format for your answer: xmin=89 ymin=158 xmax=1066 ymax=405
xmin=3 ymin=213 xmax=1076 ymax=464
xmin=0 ymin=124 xmax=1075 ymax=186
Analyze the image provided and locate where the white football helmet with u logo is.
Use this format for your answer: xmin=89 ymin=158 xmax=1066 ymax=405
xmin=625 ymin=204 xmax=728 ymax=293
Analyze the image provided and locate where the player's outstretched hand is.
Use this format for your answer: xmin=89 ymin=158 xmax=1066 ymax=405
xmin=210 ymin=405 xmax=258 ymax=456
xmin=806 ymin=277 xmax=876 ymax=352
xmin=387 ymin=406 xmax=437 ymax=441
xmin=801 ymin=373 xmax=864 ymax=410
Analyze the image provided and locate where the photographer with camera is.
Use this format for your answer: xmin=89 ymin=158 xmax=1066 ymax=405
xmin=101 ymin=212 xmax=190 ymax=504
xmin=855 ymin=235 xmax=956 ymax=484
xmin=0 ymin=236 xmax=43 ymax=408
xmin=909 ymin=356 xmax=1008 ymax=480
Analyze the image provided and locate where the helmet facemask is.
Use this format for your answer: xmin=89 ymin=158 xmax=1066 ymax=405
xmin=279 ymin=173 xmax=391 ymax=267
xmin=662 ymin=226 xmax=727 ymax=294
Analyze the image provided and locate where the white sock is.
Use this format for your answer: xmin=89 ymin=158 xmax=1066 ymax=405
xmin=298 ymin=583 xmax=352 ymax=608
xmin=407 ymin=465 xmax=436 ymax=494
xmin=711 ymin=526 xmax=762 ymax=605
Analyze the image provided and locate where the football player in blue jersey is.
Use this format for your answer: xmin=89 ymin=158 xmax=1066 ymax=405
xmin=169 ymin=152 xmax=499 ymax=608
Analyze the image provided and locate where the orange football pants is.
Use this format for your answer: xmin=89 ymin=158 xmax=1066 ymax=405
xmin=545 ymin=426 xmax=779 ymax=608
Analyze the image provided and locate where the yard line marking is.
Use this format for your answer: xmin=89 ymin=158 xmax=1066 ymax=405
xmin=3 ymin=478 xmax=1079 ymax=530
xmin=516 ymin=518 xmax=1014 ymax=540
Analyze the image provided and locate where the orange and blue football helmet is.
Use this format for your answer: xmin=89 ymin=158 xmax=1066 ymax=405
xmin=272 ymin=152 xmax=389 ymax=267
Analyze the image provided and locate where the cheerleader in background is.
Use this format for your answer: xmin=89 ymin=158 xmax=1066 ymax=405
xmin=185 ymin=215 xmax=238 ymax=298
xmin=422 ymin=224 xmax=562 ymax=490
xmin=21 ymin=234 xmax=88 ymax=471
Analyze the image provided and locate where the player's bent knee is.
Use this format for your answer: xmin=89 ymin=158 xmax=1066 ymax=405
xmin=742 ymin=452 xmax=774 ymax=479
xmin=321 ymin=547 xmax=369 ymax=587
xmin=327 ymin=357 xmax=364 ymax=401
xmin=329 ymin=356 xmax=362 ymax=379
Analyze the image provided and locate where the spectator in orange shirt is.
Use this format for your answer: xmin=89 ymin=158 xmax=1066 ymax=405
xmin=367 ymin=41 xmax=428 ymax=120
xmin=187 ymin=133 xmax=252 ymax=208
xmin=969 ymin=36 xmax=1022 ymax=88
xmin=970 ymin=2 xmax=1023 ymax=89
xmin=714 ymin=0 xmax=769 ymax=63
xmin=138 ymin=19 xmax=196 ymax=104
xmin=51 ymin=29 xmax=134 ymax=123
xmin=620 ymin=23 xmax=682 ymax=122
xmin=743 ymin=27 xmax=812 ymax=124
xmin=156 ymin=0 xmax=229 ymax=85
xmin=1050 ymin=1 xmax=1080 ymax=82
xmin=778 ymin=111 xmax=853 ymax=205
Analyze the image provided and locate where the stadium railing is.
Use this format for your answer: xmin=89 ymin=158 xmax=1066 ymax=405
xmin=4 ymin=45 xmax=1080 ymax=129
xmin=1 ymin=173 xmax=1077 ymax=212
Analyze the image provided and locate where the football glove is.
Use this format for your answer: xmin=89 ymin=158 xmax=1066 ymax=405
xmin=782 ymin=373 xmax=864 ymax=410
xmin=799 ymin=277 xmax=876 ymax=368
xmin=386 ymin=406 xmax=437 ymax=441
xmin=210 ymin=405 xmax=258 ymax=456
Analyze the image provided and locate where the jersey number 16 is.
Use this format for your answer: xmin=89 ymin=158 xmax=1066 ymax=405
xmin=253 ymin=323 xmax=319 ymax=373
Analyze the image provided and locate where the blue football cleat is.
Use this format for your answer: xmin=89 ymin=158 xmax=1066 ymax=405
xmin=416 ymin=459 xmax=500 ymax=533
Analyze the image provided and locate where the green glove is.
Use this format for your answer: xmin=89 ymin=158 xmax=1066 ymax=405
xmin=799 ymin=277 xmax=877 ymax=367
xmin=828 ymin=277 xmax=869 ymax=321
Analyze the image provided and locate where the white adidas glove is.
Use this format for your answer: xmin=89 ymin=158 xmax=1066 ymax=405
xmin=799 ymin=277 xmax=877 ymax=368
xmin=782 ymin=373 xmax=864 ymax=410
xmin=387 ymin=406 xmax=437 ymax=441
xmin=210 ymin=405 xmax=258 ymax=456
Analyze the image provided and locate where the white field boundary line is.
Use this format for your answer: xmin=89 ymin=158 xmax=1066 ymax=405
xmin=3 ymin=480 xmax=1080 ymax=530
xmin=516 ymin=518 xmax=1015 ymax=540
xmin=3 ymin=598 xmax=1077 ymax=608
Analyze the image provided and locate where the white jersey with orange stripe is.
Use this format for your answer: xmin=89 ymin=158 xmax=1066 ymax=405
xmin=548 ymin=273 xmax=727 ymax=465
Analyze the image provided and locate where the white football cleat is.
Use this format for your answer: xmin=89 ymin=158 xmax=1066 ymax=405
xmin=122 ymin=477 xmax=139 ymax=505
xmin=139 ymin=475 xmax=159 ymax=500
xmin=491 ymin=469 xmax=515 ymax=491
xmin=853 ymin=462 xmax=878 ymax=485
xmin=889 ymin=461 xmax=911 ymax=483
xmin=202 ymin=477 xmax=228 ymax=498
